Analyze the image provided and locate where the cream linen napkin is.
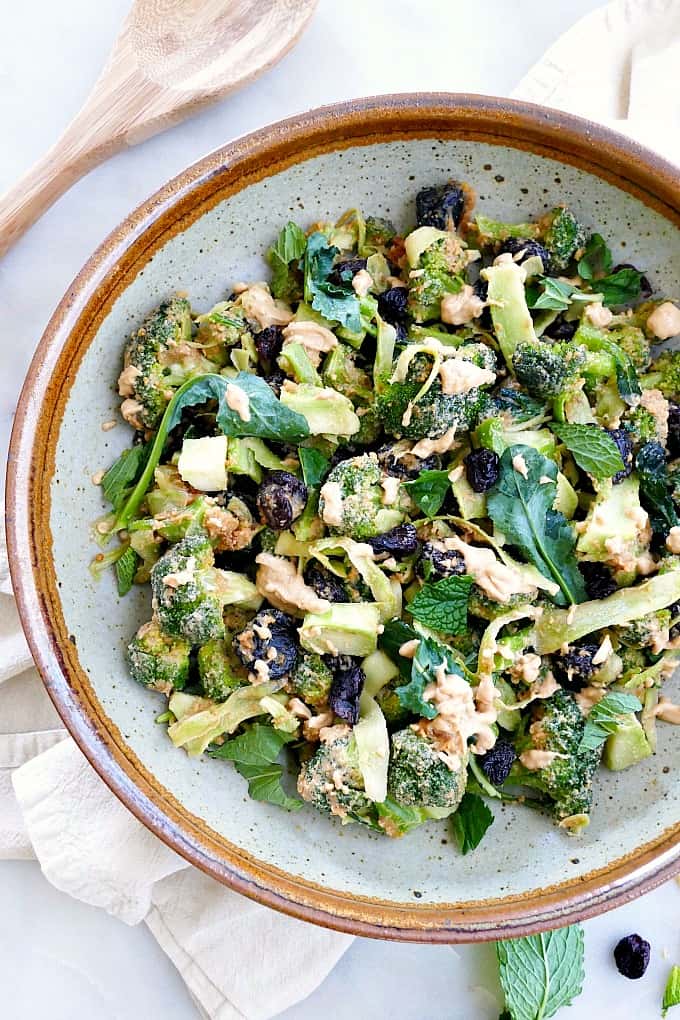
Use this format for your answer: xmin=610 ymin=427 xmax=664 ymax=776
xmin=3 ymin=1 xmax=679 ymax=1016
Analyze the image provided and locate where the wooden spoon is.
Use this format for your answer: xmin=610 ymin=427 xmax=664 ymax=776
xmin=0 ymin=0 xmax=317 ymax=257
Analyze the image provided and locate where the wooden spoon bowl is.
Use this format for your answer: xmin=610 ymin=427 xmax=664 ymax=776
xmin=0 ymin=0 xmax=317 ymax=256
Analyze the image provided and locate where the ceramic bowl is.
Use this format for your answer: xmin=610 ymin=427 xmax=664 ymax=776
xmin=7 ymin=95 xmax=680 ymax=941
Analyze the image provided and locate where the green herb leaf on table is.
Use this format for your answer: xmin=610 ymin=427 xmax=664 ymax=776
xmin=378 ymin=619 xmax=419 ymax=680
xmin=407 ymin=575 xmax=473 ymax=635
xmin=397 ymin=635 xmax=463 ymax=719
xmin=663 ymin=965 xmax=680 ymax=1016
xmin=486 ymin=445 xmax=586 ymax=606
xmin=635 ymin=442 xmax=680 ymax=536
xmin=451 ymin=792 xmax=494 ymax=854
xmin=496 ymin=925 xmax=585 ymax=1020
xmin=404 ymin=469 xmax=451 ymax=517
xmin=209 ymin=723 xmax=302 ymax=811
xmin=578 ymin=692 xmax=642 ymax=751
xmin=115 ymin=546 xmax=139 ymax=597
xmin=299 ymin=446 xmax=331 ymax=489
xmin=577 ymin=233 xmax=613 ymax=281
xmin=550 ymin=423 xmax=624 ymax=479
xmin=101 ymin=443 xmax=150 ymax=511
xmin=599 ymin=267 xmax=644 ymax=307
xmin=303 ymin=231 xmax=361 ymax=331
xmin=267 ymin=222 xmax=307 ymax=301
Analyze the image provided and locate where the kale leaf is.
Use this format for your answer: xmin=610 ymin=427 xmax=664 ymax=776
xmin=267 ymin=221 xmax=307 ymax=301
xmin=303 ymin=232 xmax=361 ymax=330
xmin=396 ymin=634 xmax=463 ymax=719
xmin=635 ymin=441 xmax=680 ymax=536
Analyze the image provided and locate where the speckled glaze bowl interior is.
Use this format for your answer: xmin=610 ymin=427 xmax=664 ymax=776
xmin=7 ymin=95 xmax=680 ymax=941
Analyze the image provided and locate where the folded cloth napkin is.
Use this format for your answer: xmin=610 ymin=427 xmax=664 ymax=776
xmin=2 ymin=2 xmax=679 ymax=1016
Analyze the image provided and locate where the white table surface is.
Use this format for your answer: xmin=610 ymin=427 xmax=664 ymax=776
xmin=1 ymin=1 xmax=679 ymax=1017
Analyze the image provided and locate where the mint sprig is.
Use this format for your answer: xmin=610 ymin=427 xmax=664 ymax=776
xmin=496 ymin=924 xmax=585 ymax=1020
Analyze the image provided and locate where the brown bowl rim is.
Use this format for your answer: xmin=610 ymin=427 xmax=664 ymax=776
xmin=6 ymin=93 xmax=680 ymax=942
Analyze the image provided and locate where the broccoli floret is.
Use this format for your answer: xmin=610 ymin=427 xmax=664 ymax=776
xmin=618 ymin=644 xmax=649 ymax=679
xmin=322 ymin=343 xmax=373 ymax=403
xmin=194 ymin=300 xmax=249 ymax=355
xmin=297 ymin=728 xmax=373 ymax=821
xmin=612 ymin=325 xmax=651 ymax=372
xmin=542 ymin=207 xmax=587 ymax=270
xmin=318 ymin=452 xmax=406 ymax=539
xmin=361 ymin=216 xmax=396 ymax=256
xmin=468 ymin=586 xmax=537 ymax=621
xmin=126 ymin=619 xmax=190 ymax=692
xmin=151 ymin=533 xmax=250 ymax=644
xmin=516 ymin=689 xmax=601 ymax=822
xmin=375 ymin=677 xmax=412 ymax=726
xmin=512 ymin=341 xmax=587 ymax=399
xmin=120 ymin=297 xmax=200 ymax=429
xmin=642 ymin=349 xmax=680 ymax=398
xmin=614 ymin=610 xmax=671 ymax=650
xmin=404 ymin=228 xmax=468 ymax=322
xmin=622 ymin=405 xmax=660 ymax=446
xmin=289 ymin=652 xmax=333 ymax=707
xmin=387 ymin=728 xmax=467 ymax=809
xmin=376 ymin=352 xmax=492 ymax=441
xmin=197 ymin=638 xmax=247 ymax=700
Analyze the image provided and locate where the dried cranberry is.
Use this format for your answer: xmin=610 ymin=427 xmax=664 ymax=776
xmin=613 ymin=934 xmax=651 ymax=979
xmin=329 ymin=665 xmax=365 ymax=725
xmin=377 ymin=444 xmax=441 ymax=480
xmin=367 ymin=523 xmax=419 ymax=557
xmin=256 ymin=471 xmax=308 ymax=530
xmin=479 ymin=738 xmax=516 ymax=786
xmin=464 ymin=448 xmax=501 ymax=492
xmin=328 ymin=257 xmax=367 ymax=287
xmin=544 ymin=316 xmax=577 ymax=342
xmin=499 ymin=237 xmax=552 ymax=272
xmin=578 ymin=561 xmax=618 ymax=600
xmin=233 ymin=608 xmax=298 ymax=680
xmin=669 ymin=600 xmax=680 ymax=641
xmin=417 ymin=540 xmax=466 ymax=581
xmin=607 ymin=428 xmax=634 ymax=483
xmin=415 ymin=182 xmax=465 ymax=229
xmin=303 ymin=562 xmax=347 ymax=603
xmin=668 ymin=401 xmax=680 ymax=458
xmin=254 ymin=325 xmax=284 ymax=366
xmin=264 ymin=369 xmax=286 ymax=397
xmin=612 ymin=264 xmax=652 ymax=301
xmin=377 ymin=286 xmax=409 ymax=325
xmin=552 ymin=642 xmax=600 ymax=691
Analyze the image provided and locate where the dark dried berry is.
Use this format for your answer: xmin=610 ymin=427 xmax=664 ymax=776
xmin=612 ymin=264 xmax=653 ymax=301
xmin=415 ymin=181 xmax=465 ymax=229
xmin=328 ymin=257 xmax=367 ymax=287
xmin=377 ymin=285 xmax=409 ymax=325
xmin=233 ymin=608 xmax=298 ymax=680
xmin=464 ymin=448 xmax=501 ymax=492
xmin=367 ymin=523 xmax=419 ymax=557
xmin=544 ymin=316 xmax=577 ymax=342
xmin=669 ymin=600 xmax=680 ymax=641
xmin=578 ymin=561 xmax=618 ymax=600
xmin=324 ymin=653 xmax=360 ymax=674
xmin=668 ymin=401 xmax=680 ymax=459
xmin=552 ymin=642 xmax=600 ymax=691
xmin=264 ymin=369 xmax=286 ymax=397
xmin=256 ymin=471 xmax=307 ymax=530
xmin=303 ymin=562 xmax=347 ymax=603
xmin=417 ymin=540 xmax=466 ymax=582
xmin=499 ymin=238 xmax=552 ymax=272
xmin=607 ymin=428 xmax=634 ymax=483
xmin=613 ymin=934 xmax=651 ymax=979
xmin=473 ymin=277 xmax=488 ymax=302
xmin=254 ymin=325 xmax=284 ymax=366
xmin=132 ymin=429 xmax=146 ymax=446
xmin=479 ymin=738 xmax=516 ymax=786
xmin=377 ymin=443 xmax=441 ymax=480
xmin=329 ymin=665 xmax=365 ymax=725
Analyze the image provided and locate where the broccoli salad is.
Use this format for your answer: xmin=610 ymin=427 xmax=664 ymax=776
xmin=92 ymin=179 xmax=680 ymax=848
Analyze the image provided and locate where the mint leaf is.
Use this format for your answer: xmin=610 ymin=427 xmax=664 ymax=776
xmin=304 ymin=232 xmax=361 ymax=330
xmin=267 ymin=222 xmax=306 ymax=301
xmin=115 ymin=546 xmax=138 ymax=597
xmin=299 ymin=446 xmax=330 ymax=488
xmin=578 ymin=233 xmax=612 ymax=281
xmin=599 ymin=267 xmax=643 ymax=307
xmin=550 ymin=423 xmax=624 ymax=479
xmin=496 ymin=925 xmax=585 ymax=1020
xmin=451 ymin=793 xmax=494 ymax=854
xmin=404 ymin=469 xmax=451 ymax=517
xmin=486 ymin=445 xmax=586 ymax=606
xmin=635 ymin=441 xmax=680 ymax=536
xmin=579 ymin=692 xmax=642 ymax=751
xmin=397 ymin=635 xmax=462 ymax=719
xmin=663 ymin=965 xmax=680 ymax=1016
xmin=527 ymin=277 xmax=592 ymax=312
xmin=101 ymin=443 xmax=150 ymax=511
xmin=407 ymin=575 xmax=473 ymax=634
xmin=209 ymin=723 xmax=302 ymax=811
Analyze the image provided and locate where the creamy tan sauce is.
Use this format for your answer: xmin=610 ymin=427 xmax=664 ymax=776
xmin=519 ymin=749 xmax=559 ymax=770
xmin=351 ymin=268 xmax=373 ymax=297
xmin=101 ymin=420 xmax=118 ymax=432
xmin=118 ymin=363 xmax=141 ymax=397
xmin=163 ymin=556 xmax=197 ymax=589
xmin=91 ymin=469 xmax=105 ymax=486
xmin=319 ymin=480 xmax=345 ymax=527
xmin=120 ymin=398 xmax=145 ymax=428
xmin=438 ymin=357 xmax=496 ymax=395
xmin=512 ymin=453 xmax=529 ymax=479
xmin=640 ymin=388 xmax=670 ymax=445
xmin=398 ymin=639 xmax=420 ymax=659
xmin=667 ymin=527 xmax=680 ymax=555
xmin=282 ymin=320 xmax=338 ymax=366
xmin=238 ymin=283 xmax=294 ymax=328
xmin=539 ymin=475 xmax=553 ymax=485
xmin=511 ymin=652 xmax=542 ymax=685
xmin=302 ymin=710 xmax=334 ymax=741
xmin=255 ymin=553 xmax=330 ymax=616
xmin=444 ymin=535 xmax=537 ymax=603
xmin=575 ymin=686 xmax=607 ymax=713
xmin=440 ymin=284 xmax=486 ymax=325
xmin=287 ymin=697 xmax=312 ymax=720
xmin=225 ymin=382 xmax=251 ymax=422
xmin=584 ymin=302 xmax=613 ymax=328
xmin=380 ymin=475 xmax=401 ymax=506
xmin=412 ymin=663 xmax=498 ymax=769
xmin=411 ymin=426 xmax=459 ymax=459
xmin=647 ymin=301 xmax=680 ymax=340
xmin=653 ymin=698 xmax=680 ymax=724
